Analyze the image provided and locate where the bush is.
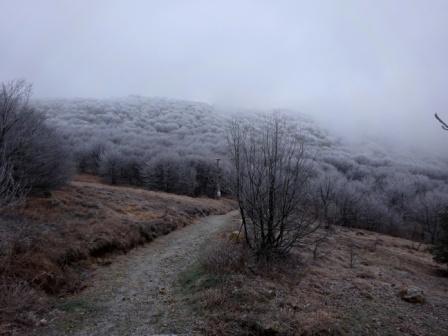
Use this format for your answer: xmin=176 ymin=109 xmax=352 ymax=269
xmin=0 ymin=80 xmax=72 ymax=204
xmin=143 ymin=155 xmax=219 ymax=197
xmin=0 ymin=277 xmax=46 ymax=333
xmin=76 ymin=142 xmax=106 ymax=175
xmin=432 ymin=212 xmax=448 ymax=268
xmin=199 ymin=240 xmax=248 ymax=275
xmin=228 ymin=114 xmax=318 ymax=256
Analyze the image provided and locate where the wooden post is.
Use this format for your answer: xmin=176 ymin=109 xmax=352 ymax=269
xmin=216 ymin=158 xmax=221 ymax=198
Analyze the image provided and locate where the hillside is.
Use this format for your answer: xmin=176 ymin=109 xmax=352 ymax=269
xmin=32 ymin=97 xmax=448 ymax=240
xmin=0 ymin=175 xmax=234 ymax=335
xmin=34 ymin=97 xmax=229 ymax=162
xmin=33 ymin=96 xmax=448 ymax=173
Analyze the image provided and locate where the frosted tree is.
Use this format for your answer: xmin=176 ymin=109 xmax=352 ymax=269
xmin=0 ymin=80 xmax=72 ymax=205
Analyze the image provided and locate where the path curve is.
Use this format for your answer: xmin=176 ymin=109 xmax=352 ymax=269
xmin=38 ymin=211 xmax=238 ymax=336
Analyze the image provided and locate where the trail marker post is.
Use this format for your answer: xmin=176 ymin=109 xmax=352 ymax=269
xmin=216 ymin=158 xmax=221 ymax=198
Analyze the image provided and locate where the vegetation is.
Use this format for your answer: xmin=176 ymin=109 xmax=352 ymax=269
xmin=179 ymin=223 xmax=448 ymax=335
xmin=34 ymin=96 xmax=227 ymax=196
xmin=431 ymin=213 xmax=448 ymax=268
xmin=1 ymin=80 xmax=448 ymax=334
xmin=430 ymin=113 xmax=448 ymax=268
xmin=0 ymin=177 xmax=234 ymax=333
xmin=227 ymin=114 xmax=318 ymax=256
xmin=0 ymin=80 xmax=72 ymax=206
xmin=31 ymin=95 xmax=448 ymax=244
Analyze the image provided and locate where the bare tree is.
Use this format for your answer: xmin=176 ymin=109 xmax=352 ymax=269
xmin=435 ymin=113 xmax=448 ymax=131
xmin=77 ymin=142 xmax=106 ymax=174
xmin=312 ymin=176 xmax=336 ymax=229
xmin=227 ymin=114 xmax=318 ymax=256
xmin=0 ymin=80 xmax=72 ymax=206
xmin=410 ymin=191 xmax=447 ymax=244
xmin=0 ymin=81 xmax=31 ymax=206
xmin=0 ymin=149 xmax=26 ymax=207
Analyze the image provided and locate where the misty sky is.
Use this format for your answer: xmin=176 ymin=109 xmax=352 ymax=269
xmin=1 ymin=1 xmax=448 ymax=150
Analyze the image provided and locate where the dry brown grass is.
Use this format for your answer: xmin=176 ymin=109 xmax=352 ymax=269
xmin=0 ymin=175 xmax=234 ymax=334
xmin=0 ymin=278 xmax=47 ymax=336
xmin=180 ymin=222 xmax=448 ymax=336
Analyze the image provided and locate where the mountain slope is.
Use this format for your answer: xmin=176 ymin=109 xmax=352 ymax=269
xmin=33 ymin=96 xmax=448 ymax=241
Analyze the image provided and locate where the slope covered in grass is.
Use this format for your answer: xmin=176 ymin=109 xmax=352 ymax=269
xmin=180 ymin=219 xmax=448 ymax=335
xmin=0 ymin=175 xmax=234 ymax=334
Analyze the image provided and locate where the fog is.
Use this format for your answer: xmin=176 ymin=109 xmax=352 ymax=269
xmin=1 ymin=0 xmax=448 ymax=151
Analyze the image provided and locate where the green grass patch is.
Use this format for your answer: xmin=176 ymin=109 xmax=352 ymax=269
xmin=178 ymin=262 xmax=224 ymax=293
xmin=51 ymin=297 xmax=101 ymax=333
xmin=56 ymin=297 xmax=97 ymax=314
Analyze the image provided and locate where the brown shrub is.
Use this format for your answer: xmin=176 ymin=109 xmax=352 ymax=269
xmin=199 ymin=239 xmax=249 ymax=276
xmin=0 ymin=277 xmax=47 ymax=335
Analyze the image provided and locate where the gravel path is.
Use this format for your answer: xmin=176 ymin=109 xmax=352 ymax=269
xmin=37 ymin=211 xmax=237 ymax=336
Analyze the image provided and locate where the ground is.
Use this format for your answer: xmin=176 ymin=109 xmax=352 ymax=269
xmin=3 ymin=178 xmax=448 ymax=335
xmin=33 ymin=212 xmax=239 ymax=336
xmin=29 ymin=211 xmax=448 ymax=336
xmin=177 ymin=223 xmax=448 ymax=335
xmin=0 ymin=176 xmax=234 ymax=335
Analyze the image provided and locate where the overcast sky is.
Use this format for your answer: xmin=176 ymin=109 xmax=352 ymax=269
xmin=1 ymin=0 xmax=448 ymax=150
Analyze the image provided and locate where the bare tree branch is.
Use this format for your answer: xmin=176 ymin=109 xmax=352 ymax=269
xmin=435 ymin=113 xmax=448 ymax=131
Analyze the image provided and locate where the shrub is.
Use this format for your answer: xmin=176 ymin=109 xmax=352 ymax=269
xmin=0 ymin=277 xmax=45 ymax=333
xmin=76 ymin=142 xmax=106 ymax=174
xmin=143 ymin=155 xmax=219 ymax=197
xmin=199 ymin=240 xmax=248 ymax=275
xmin=228 ymin=114 xmax=318 ymax=257
xmin=0 ymin=80 xmax=72 ymax=204
xmin=432 ymin=212 xmax=448 ymax=268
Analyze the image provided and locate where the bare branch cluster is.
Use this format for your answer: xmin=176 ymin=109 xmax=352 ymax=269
xmin=435 ymin=113 xmax=448 ymax=131
xmin=228 ymin=114 xmax=318 ymax=256
xmin=0 ymin=80 xmax=72 ymax=207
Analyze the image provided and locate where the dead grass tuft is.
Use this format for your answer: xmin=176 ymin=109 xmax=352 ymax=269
xmin=199 ymin=239 xmax=249 ymax=276
xmin=0 ymin=277 xmax=47 ymax=335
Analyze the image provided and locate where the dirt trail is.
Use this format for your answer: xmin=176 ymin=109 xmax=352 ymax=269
xmin=37 ymin=211 xmax=238 ymax=336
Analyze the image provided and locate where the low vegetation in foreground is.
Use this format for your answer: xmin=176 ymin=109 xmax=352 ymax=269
xmin=179 ymin=220 xmax=448 ymax=336
xmin=0 ymin=175 xmax=234 ymax=335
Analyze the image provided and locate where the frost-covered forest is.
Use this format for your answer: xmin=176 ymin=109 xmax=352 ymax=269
xmin=32 ymin=96 xmax=448 ymax=243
